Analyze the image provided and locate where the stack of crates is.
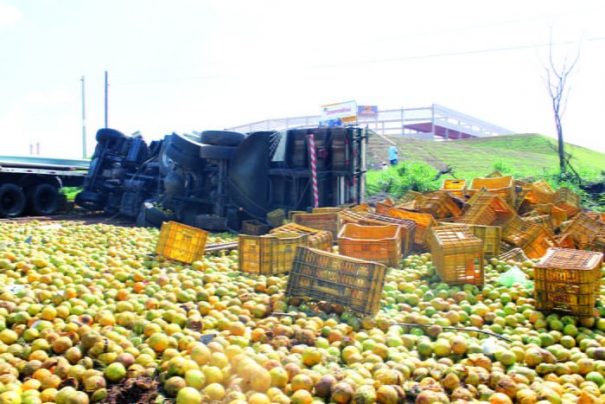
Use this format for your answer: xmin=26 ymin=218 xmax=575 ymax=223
xmin=286 ymin=247 xmax=387 ymax=315
xmin=375 ymin=206 xmax=436 ymax=250
xmin=292 ymin=212 xmax=340 ymax=239
xmin=534 ymin=248 xmax=603 ymax=317
xmin=560 ymin=212 xmax=605 ymax=250
xmin=457 ymin=194 xmax=516 ymax=226
xmin=502 ymin=216 xmax=554 ymax=259
xmin=468 ymin=175 xmax=515 ymax=207
xmin=270 ymin=223 xmax=333 ymax=252
xmin=156 ymin=221 xmax=209 ymax=264
xmin=338 ymin=223 xmax=401 ymax=267
xmin=428 ymin=225 xmax=484 ymax=286
xmin=238 ymin=232 xmax=309 ymax=275
xmin=440 ymin=179 xmax=467 ymax=199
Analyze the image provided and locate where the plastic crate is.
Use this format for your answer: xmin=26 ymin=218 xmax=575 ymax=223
xmin=428 ymin=225 xmax=484 ymax=286
xmin=375 ymin=205 xmax=436 ymax=250
xmin=554 ymin=187 xmax=581 ymax=218
xmin=532 ymin=204 xmax=568 ymax=230
xmin=498 ymin=247 xmax=529 ymax=263
xmin=457 ymin=194 xmax=516 ymax=226
xmin=285 ymin=246 xmax=387 ymax=315
xmin=338 ymin=209 xmax=370 ymax=226
xmin=292 ymin=212 xmax=340 ymax=238
xmin=266 ymin=209 xmax=286 ymax=227
xmin=441 ymin=179 xmax=467 ymax=198
xmin=522 ymin=214 xmax=555 ymax=236
xmin=337 ymin=223 xmax=401 ymax=267
xmin=363 ymin=213 xmax=416 ymax=256
xmin=287 ymin=210 xmax=306 ymax=221
xmin=560 ymin=212 xmax=605 ymax=250
xmin=241 ymin=220 xmax=271 ymax=235
xmin=270 ymin=223 xmax=333 ymax=252
xmin=502 ymin=216 xmax=554 ymax=259
xmin=468 ymin=175 xmax=515 ymax=206
xmin=312 ymin=207 xmax=342 ymax=214
xmin=526 ymin=180 xmax=555 ymax=205
xmin=534 ymin=248 xmax=603 ymax=317
xmin=443 ymin=223 xmax=501 ymax=259
xmin=156 ymin=221 xmax=209 ymax=264
xmin=238 ymin=232 xmax=309 ymax=275
xmin=416 ymin=191 xmax=462 ymax=219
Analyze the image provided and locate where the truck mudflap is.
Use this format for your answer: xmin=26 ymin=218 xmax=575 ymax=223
xmin=227 ymin=131 xmax=272 ymax=220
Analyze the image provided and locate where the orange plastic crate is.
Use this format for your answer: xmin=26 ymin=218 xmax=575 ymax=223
xmin=560 ymin=212 xmax=605 ymax=250
xmin=441 ymin=179 xmax=467 ymax=198
xmin=155 ymin=221 xmax=209 ymax=264
xmin=443 ymin=223 xmax=502 ymax=259
xmin=457 ymin=194 xmax=515 ymax=226
xmin=416 ymin=191 xmax=462 ymax=219
xmin=292 ymin=212 xmax=340 ymax=239
xmin=285 ymin=247 xmax=387 ymax=315
xmin=338 ymin=209 xmax=370 ymax=225
xmin=534 ymin=248 xmax=603 ymax=317
xmin=428 ymin=225 xmax=484 ymax=286
xmin=554 ymin=187 xmax=581 ymax=217
xmin=526 ymin=180 xmax=555 ymax=204
xmin=238 ymin=232 xmax=309 ymax=275
xmin=532 ymin=204 xmax=568 ymax=230
xmin=522 ymin=214 xmax=555 ymax=236
xmin=270 ymin=223 xmax=333 ymax=252
xmin=498 ymin=247 xmax=529 ymax=263
xmin=337 ymin=223 xmax=401 ymax=267
xmin=376 ymin=206 xmax=437 ymax=249
xmin=468 ymin=175 xmax=515 ymax=206
xmin=363 ymin=213 xmax=416 ymax=256
xmin=312 ymin=207 xmax=342 ymax=214
xmin=502 ymin=216 xmax=554 ymax=259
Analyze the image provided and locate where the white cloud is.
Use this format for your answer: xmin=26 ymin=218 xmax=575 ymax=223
xmin=0 ymin=3 xmax=22 ymax=26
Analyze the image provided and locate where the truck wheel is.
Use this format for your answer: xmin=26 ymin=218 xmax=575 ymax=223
xmin=143 ymin=202 xmax=174 ymax=227
xmin=75 ymin=190 xmax=105 ymax=211
xmin=165 ymin=134 xmax=203 ymax=170
xmin=201 ymin=130 xmax=246 ymax=147
xmin=96 ymin=128 xmax=126 ymax=143
xmin=28 ymin=183 xmax=60 ymax=216
xmin=0 ymin=184 xmax=26 ymax=218
xmin=200 ymin=145 xmax=235 ymax=160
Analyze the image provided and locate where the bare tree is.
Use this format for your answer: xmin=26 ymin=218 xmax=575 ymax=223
xmin=545 ymin=40 xmax=580 ymax=176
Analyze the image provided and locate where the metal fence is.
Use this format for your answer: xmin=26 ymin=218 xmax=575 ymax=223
xmin=227 ymin=104 xmax=513 ymax=139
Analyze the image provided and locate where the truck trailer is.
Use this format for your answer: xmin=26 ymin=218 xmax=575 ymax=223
xmin=76 ymin=127 xmax=367 ymax=230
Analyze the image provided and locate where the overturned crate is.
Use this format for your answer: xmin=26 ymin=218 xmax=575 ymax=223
xmin=440 ymin=179 xmax=467 ymax=199
xmin=559 ymin=212 xmax=605 ymax=250
xmin=416 ymin=191 xmax=462 ymax=219
xmin=156 ymin=221 xmax=209 ymax=264
xmin=534 ymin=248 xmax=603 ymax=317
xmin=285 ymin=247 xmax=387 ymax=315
xmin=375 ymin=205 xmax=437 ymax=250
xmin=238 ymin=232 xmax=309 ymax=275
xmin=270 ymin=222 xmax=333 ymax=252
xmin=338 ymin=223 xmax=401 ymax=267
xmin=502 ymin=216 xmax=554 ymax=259
xmin=525 ymin=180 xmax=556 ymax=205
xmin=498 ymin=247 xmax=529 ymax=263
xmin=468 ymin=175 xmax=515 ymax=207
xmin=292 ymin=212 xmax=340 ymax=239
xmin=443 ymin=223 xmax=501 ymax=259
xmin=457 ymin=194 xmax=516 ymax=226
xmin=428 ymin=225 xmax=484 ymax=286
xmin=554 ymin=187 xmax=581 ymax=218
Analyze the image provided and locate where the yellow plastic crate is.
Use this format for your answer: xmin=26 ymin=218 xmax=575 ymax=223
xmin=155 ymin=221 xmax=209 ymax=264
xmin=239 ymin=232 xmax=309 ymax=275
xmin=441 ymin=179 xmax=467 ymax=198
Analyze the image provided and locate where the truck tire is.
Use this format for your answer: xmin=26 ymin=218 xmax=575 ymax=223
xmin=96 ymin=128 xmax=126 ymax=143
xmin=201 ymin=130 xmax=246 ymax=147
xmin=28 ymin=183 xmax=60 ymax=216
xmin=0 ymin=184 xmax=26 ymax=218
xmin=165 ymin=134 xmax=202 ymax=170
xmin=75 ymin=190 xmax=106 ymax=211
xmin=200 ymin=145 xmax=235 ymax=160
xmin=143 ymin=202 xmax=174 ymax=227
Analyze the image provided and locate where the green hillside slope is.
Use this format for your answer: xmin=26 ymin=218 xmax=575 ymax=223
xmin=368 ymin=133 xmax=605 ymax=180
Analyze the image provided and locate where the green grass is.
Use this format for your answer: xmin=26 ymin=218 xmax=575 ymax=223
xmin=368 ymin=133 xmax=605 ymax=181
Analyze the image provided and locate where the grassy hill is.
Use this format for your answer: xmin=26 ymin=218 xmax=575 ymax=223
xmin=368 ymin=133 xmax=605 ymax=181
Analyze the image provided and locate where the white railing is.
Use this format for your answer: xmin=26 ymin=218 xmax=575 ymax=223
xmin=227 ymin=104 xmax=513 ymax=139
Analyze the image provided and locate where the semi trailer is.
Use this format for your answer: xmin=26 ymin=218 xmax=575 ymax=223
xmin=76 ymin=126 xmax=367 ymax=230
xmin=0 ymin=156 xmax=88 ymax=218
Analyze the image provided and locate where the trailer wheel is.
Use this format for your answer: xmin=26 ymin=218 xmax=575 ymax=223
xmin=200 ymin=145 xmax=235 ymax=160
xmin=201 ymin=130 xmax=246 ymax=147
xmin=0 ymin=184 xmax=26 ymax=218
xmin=165 ymin=134 xmax=203 ymax=170
xmin=75 ymin=190 xmax=106 ymax=211
xmin=28 ymin=183 xmax=60 ymax=216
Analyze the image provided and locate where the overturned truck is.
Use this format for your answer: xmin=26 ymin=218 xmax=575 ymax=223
xmin=76 ymin=127 xmax=367 ymax=230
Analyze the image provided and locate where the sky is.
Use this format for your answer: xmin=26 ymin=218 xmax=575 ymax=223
xmin=1 ymin=0 xmax=604 ymax=158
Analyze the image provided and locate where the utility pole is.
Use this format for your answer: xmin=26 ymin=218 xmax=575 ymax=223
xmin=104 ymin=70 xmax=109 ymax=128
xmin=81 ymin=76 xmax=87 ymax=158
